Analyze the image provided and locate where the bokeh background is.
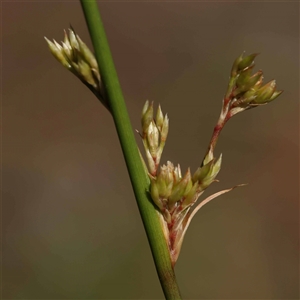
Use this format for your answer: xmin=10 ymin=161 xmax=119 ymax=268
xmin=2 ymin=1 xmax=299 ymax=299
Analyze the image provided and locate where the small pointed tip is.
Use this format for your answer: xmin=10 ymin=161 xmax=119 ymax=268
xmin=44 ymin=37 xmax=56 ymax=48
xmin=44 ymin=36 xmax=55 ymax=45
xmin=69 ymin=23 xmax=75 ymax=32
xmin=265 ymin=79 xmax=276 ymax=88
xmin=76 ymin=34 xmax=82 ymax=41
xmin=187 ymin=167 xmax=192 ymax=176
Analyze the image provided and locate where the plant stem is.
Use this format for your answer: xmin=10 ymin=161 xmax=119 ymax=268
xmin=79 ymin=1 xmax=182 ymax=299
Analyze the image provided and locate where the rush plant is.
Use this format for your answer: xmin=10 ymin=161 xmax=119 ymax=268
xmin=45 ymin=1 xmax=283 ymax=299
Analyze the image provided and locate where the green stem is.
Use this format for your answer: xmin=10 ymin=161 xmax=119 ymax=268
xmin=79 ymin=1 xmax=182 ymax=299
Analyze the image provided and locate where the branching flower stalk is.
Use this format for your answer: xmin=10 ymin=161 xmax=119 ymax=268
xmin=139 ymin=53 xmax=282 ymax=266
xmin=45 ymin=10 xmax=283 ymax=297
xmin=203 ymin=52 xmax=282 ymax=163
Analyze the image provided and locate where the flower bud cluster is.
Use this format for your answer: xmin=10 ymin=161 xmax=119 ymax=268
xmin=151 ymin=154 xmax=222 ymax=220
xmin=141 ymin=101 xmax=169 ymax=176
xmin=227 ymin=53 xmax=283 ymax=117
xmin=45 ymin=28 xmax=108 ymax=108
xmin=141 ymin=101 xmax=226 ymax=265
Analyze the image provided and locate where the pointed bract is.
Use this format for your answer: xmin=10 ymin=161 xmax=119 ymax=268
xmin=156 ymin=105 xmax=164 ymax=131
xmin=238 ymin=53 xmax=259 ymax=71
xmin=254 ymin=80 xmax=277 ymax=103
xmin=181 ymin=182 xmax=200 ymax=207
xmin=68 ymin=28 xmax=80 ymax=50
xmin=76 ymin=35 xmax=98 ymax=70
xmin=161 ymin=114 xmax=169 ymax=142
xmin=231 ymin=52 xmax=244 ymax=77
xmin=168 ymin=169 xmax=192 ymax=206
xmin=45 ymin=37 xmax=71 ymax=69
xmin=78 ymin=60 xmax=97 ymax=87
xmin=192 ymin=159 xmax=214 ymax=183
xmin=147 ymin=121 xmax=159 ymax=155
xmin=142 ymin=101 xmax=154 ymax=134
xmin=268 ymin=90 xmax=283 ymax=102
xmin=150 ymin=179 xmax=164 ymax=210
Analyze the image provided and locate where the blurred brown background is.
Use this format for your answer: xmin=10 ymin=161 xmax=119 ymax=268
xmin=2 ymin=1 xmax=299 ymax=299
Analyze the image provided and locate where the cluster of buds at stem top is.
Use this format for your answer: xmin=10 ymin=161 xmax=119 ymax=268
xmin=224 ymin=52 xmax=283 ymax=119
xmin=141 ymin=101 xmax=169 ymax=176
xmin=45 ymin=28 xmax=108 ymax=110
xmin=204 ymin=53 xmax=283 ymax=158
xmin=141 ymin=102 xmax=241 ymax=266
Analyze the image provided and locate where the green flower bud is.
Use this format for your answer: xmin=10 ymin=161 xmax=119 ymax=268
xmin=62 ymin=31 xmax=72 ymax=59
xmin=211 ymin=153 xmax=222 ymax=175
xmin=236 ymin=66 xmax=254 ymax=87
xmin=78 ymin=60 xmax=97 ymax=87
xmin=68 ymin=28 xmax=80 ymax=51
xmin=200 ymin=154 xmax=222 ymax=189
xmin=235 ymin=69 xmax=263 ymax=95
xmin=231 ymin=53 xmax=244 ymax=77
xmin=243 ymin=88 xmax=257 ymax=100
xmin=142 ymin=100 xmax=149 ymax=115
xmin=156 ymin=176 xmax=167 ymax=197
xmin=232 ymin=88 xmax=257 ymax=107
xmin=141 ymin=101 xmax=153 ymax=134
xmin=238 ymin=53 xmax=259 ymax=71
xmin=173 ymin=164 xmax=182 ymax=184
xmin=157 ymin=163 xmax=174 ymax=198
xmin=267 ymin=90 xmax=283 ymax=102
xmin=150 ymin=179 xmax=164 ymax=210
xmin=192 ymin=159 xmax=214 ymax=183
xmin=156 ymin=105 xmax=164 ymax=131
xmin=145 ymin=148 xmax=156 ymax=175
xmin=182 ymin=182 xmax=200 ymax=207
xmin=160 ymin=114 xmax=169 ymax=143
xmin=61 ymin=41 xmax=73 ymax=62
xmin=254 ymin=74 xmax=264 ymax=88
xmin=76 ymin=35 xmax=98 ymax=70
xmin=169 ymin=169 xmax=192 ymax=207
xmin=254 ymin=80 xmax=277 ymax=103
xmin=203 ymin=147 xmax=214 ymax=166
xmin=183 ymin=177 xmax=193 ymax=197
xmin=244 ymin=71 xmax=263 ymax=90
xmin=162 ymin=162 xmax=175 ymax=185
xmin=146 ymin=121 xmax=159 ymax=155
